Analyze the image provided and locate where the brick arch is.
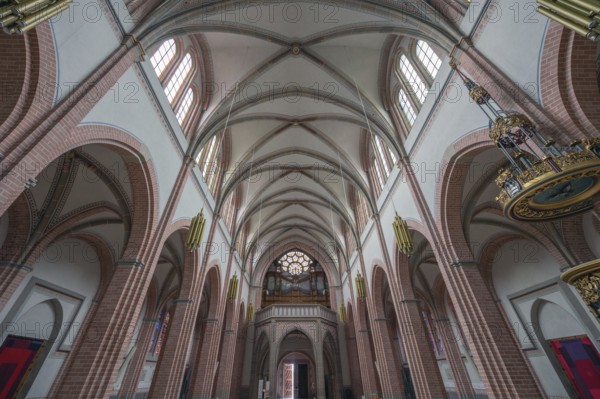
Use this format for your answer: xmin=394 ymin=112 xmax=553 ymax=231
xmin=0 ymin=193 xmax=32 ymax=263
xmin=344 ymin=301 xmax=364 ymax=396
xmin=436 ymin=128 xmax=496 ymax=261
xmin=540 ymin=21 xmax=600 ymax=138
xmin=3 ymin=125 xmax=160 ymax=262
xmin=204 ymin=265 xmax=221 ymax=319
xmin=0 ymin=22 xmax=56 ymax=136
xmin=371 ymin=265 xmax=390 ymax=319
xmin=476 ymin=207 xmax=571 ymax=268
xmin=157 ymin=221 xmax=202 ymax=300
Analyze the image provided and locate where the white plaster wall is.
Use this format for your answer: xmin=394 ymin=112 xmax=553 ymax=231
xmin=490 ymin=239 xmax=587 ymax=398
xmin=50 ymin=0 xmax=120 ymax=104
xmin=81 ymin=67 xmax=185 ymax=214
xmin=409 ymin=95 xmax=490 ymax=218
xmin=474 ymin=0 xmax=549 ymax=104
xmin=173 ymin=179 xmax=207 ymax=223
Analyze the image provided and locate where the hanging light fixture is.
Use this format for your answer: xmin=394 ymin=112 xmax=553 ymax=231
xmin=0 ymin=0 xmax=72 ymax=34
xmin=339 ymin=303 xmax=347 ymax=323
xmin=227 ymin=273 xmax=239 ymax=302
xmin=246 ymin=303 xmax=255 ymax=321
xmin=450 ymin=61 xmax=600 ymax=222
xmin=536 ymin=0 xmax=600 ymax=41
xmin=393 ymin=213 xmax=414 ymax=255
xmin=355 ymin=273 xmax=366 ymax=299
xmin=187 ymin=210 xmax=206 ymax=251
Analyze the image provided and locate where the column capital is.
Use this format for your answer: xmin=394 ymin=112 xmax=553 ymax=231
xmin=451 ymin=259 xmax=478 ymax=268
xmin=400 ymin=299 xmax=421 ymax=304
xmin=122 ymin=34 xmax=146 ymax=61
xmin=174 ymin=298 xmax=193 ymax=304
xmin=116 ymin=259 xmax=145 ymax=269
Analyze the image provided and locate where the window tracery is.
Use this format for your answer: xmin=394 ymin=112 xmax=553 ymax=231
xmin=262 ymin=250 xmax=329 ymax=307
xmin=150 ymin=39 xmax=176 ymax=78
xmin=416 ymin=40 xmax=442 ymax=79
xmin=150 ymin=39 xmax=204 ymax=133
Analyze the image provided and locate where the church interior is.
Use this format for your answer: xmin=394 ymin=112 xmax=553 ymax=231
xmin=1 ymin=0 xmax=600 ymax=398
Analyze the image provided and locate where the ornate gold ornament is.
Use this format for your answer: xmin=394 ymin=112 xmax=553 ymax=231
xmin=0 ymin=0 xmax=72 ymax=34
xmin=393 ymin=213 xmax=414 ymax=255
xmin=560 ymin=259 xmax=600 ymax=321
xmin=227 ymin=273 xmax=239 ymax=302
xmin=536 ymin=0 xmax=600 ymax=42
xmin=453 ymin=66 xmax=600 ymax=222
xmin=355 ymin=273 xmax=366 ymax=299
xmin=247 ymin=303 xmax=255 ymax=321
xmin=339 ymin=303 xmax=347 ymax=323
xmin=186 ymin=210 xmax=206 ymax=251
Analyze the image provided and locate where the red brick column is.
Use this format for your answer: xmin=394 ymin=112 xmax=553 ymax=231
xmin=189 ymin=318 xmax=221 ymax=398
xmin=149 ymin=299 xmax=199 ymax=398
xmin=119 ymin=318 xmax=156 ymax=398
xmin=371 ymin=216 xmax=446 ymax=398
xmin=229 ymin=310 xmax=247 ymax=399
xmin=149 ymin=243 xmax=203 ymax=399
xmin=54 ymin=159 xmax=192 ymax=398
xmin=434 ymin=256 xmax=545 ymax=399
xmin=213 ymin=302 xmax=239 ymax=398
xmin=56 ymin=260 xmax=155 ymax=398
xmin=435 ymin=316 xmax=476 ymax=398
xmin=395 ymin=297 xmax=447 ymax=398
xmin=354 ymin=250 xmax=384 ymax=398
xmin=190 ymin=247 xmax=236 ymax=398
xmin=214 ymin=273 xmax=246 ymax=398
xmin=0 ymin=194 xmax=33 ymax=310
xmin=345 ymin=304 xmax=364 ymax=397
xmin=433 ymin=283 xmax=476 ymax=399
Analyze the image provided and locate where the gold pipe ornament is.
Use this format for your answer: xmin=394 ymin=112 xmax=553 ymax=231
xmin=355 ymin=273 xmax=366 ymax=299
xmin=246 ymin=303 xmax=255 ymax=321
xmin=186 ymin=210 xmax=206 ymax=251
xmin=393 ymin=213 xmax=414 ymax=255
xmin=560 ymin=259 xmax=600 ymax=321
xmin=537 ymin=0 xmax=600 ymax=40
xmin=2 ymin=0 xmax=72 ymax=35
xmin=339 ymin=303 xmax=347 ymax=323
xmin=227 ymin=273 xmax=239 ymax=302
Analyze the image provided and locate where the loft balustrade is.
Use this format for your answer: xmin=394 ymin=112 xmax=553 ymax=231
xmin=254 ymin=304 xmax=337 ymax=324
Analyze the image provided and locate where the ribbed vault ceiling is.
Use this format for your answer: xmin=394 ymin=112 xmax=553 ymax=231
xmin=134 ymin=0 xmax=462 ymax=279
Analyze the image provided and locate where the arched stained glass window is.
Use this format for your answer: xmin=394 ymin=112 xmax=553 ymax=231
xmin=416 ymin=40 xmax=442 ymax=79
xmin=164 ymin=53 xmax=193 ymax=103
xmin=399 ymin=55 xmax=427 ymax=103
xmin=278 ymin=250 xmax=313 ymax=275
xmin=399 ymin=89 xmax=417 ymax=125
xmin=196 ymin=134 xmax=221 ymax=193
xmin=150 ymin=39 xmax=176 ymax=78
xmin=176 ymin=88 xmax=194 ymax=124
xmin=149 ymin=310 xmax=170 ymax=357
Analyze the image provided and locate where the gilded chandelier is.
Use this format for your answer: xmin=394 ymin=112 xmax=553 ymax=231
xmin=452 ymin=64 xmax=600 ymax=221
xmin=0 ymin=0 xmax=72 ymax=34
